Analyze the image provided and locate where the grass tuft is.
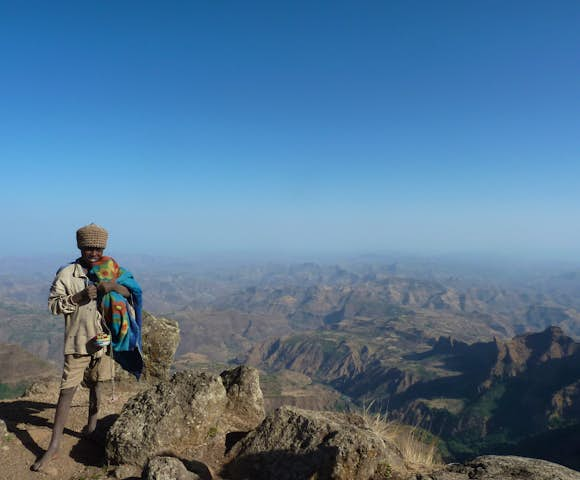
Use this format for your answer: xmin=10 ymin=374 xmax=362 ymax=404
xmin=360 ymin=401 xmax=441 ymax=473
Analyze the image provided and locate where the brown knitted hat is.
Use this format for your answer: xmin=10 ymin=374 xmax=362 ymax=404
xmin=76 ymin=223 xmax=108 ymax=249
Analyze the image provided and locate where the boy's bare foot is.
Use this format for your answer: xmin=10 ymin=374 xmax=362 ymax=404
xmin=30 ymin=447 xmax=59 ymax=472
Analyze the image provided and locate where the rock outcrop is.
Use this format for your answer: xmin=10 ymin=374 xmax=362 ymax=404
xmin=141 ymin=311 xmax=180 ymax=382
xmin=486 ymin=326 xmax=579 ymax=382
xmin=220 ymin=365 xmax=265 ymax=430
xmin=427 ymin=455 xmax=580 ymax=480
xmin=105 ymin=366 xmax=264 ymax=467
xmin=223 ymin=405 xmax=403 ymax=480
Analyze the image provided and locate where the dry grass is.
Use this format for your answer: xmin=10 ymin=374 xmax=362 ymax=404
xmin=395 ymin=425 xmax=440 ymax=469
xmin=360 ymin=402 xmax=441 ymax=473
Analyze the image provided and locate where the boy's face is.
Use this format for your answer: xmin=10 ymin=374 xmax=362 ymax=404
xmin=80 ymin=247 xmax=104 ymax=266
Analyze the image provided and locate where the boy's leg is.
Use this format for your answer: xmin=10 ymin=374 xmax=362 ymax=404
xmin=86 ymin=382 xmax=101 ymax=434
xmin=31 ymin=354 xmax=88 ymax=472
xmin=84 ymin=351 xmax=112 ymax=435
xmin=31 ymin=386 xmax=76 ymax=471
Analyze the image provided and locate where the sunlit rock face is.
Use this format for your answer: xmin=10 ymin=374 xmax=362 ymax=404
xmin=223 ymin=405 xmax=404 ymax=480
xmin=141 ymin=311 xmax=180 ymax=382
xmin=105 ymin=366 xmax=264 ymax=467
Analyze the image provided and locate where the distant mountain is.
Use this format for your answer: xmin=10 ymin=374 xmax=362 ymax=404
xmin=4 ymin=258 xmax=580 ymax=369
xmin=246 ymin=325 xmax=580 ymax=468
xmin=0 ymin=342 xmax=57 ymax=398
xmin=136 ymin=268 xmax=580 ymax=364
xmin=393 ymin=327 xmax=580 ymax=467
xmin=0 ymin=300 xmax=62 ymax=365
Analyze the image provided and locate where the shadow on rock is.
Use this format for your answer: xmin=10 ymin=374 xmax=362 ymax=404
xmin=182 ymin=458 xmax=213 ymax=480
xmin=225 ymin=431 xmax=250 ymax=455
xmin=69 ymin=437 xmax=106 ymax=468
xmin=69 ymin=414 xmax=118 ymax=467
xmin=222 ymin=447 xmax=338 ymax=480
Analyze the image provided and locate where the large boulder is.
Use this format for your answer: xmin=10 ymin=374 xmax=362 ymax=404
xmin=106 ymin=366 xmax=264 ymax=467
xmin=141 ymin=311 xmax=180 ymax=382
xmin=106 ymin=371 xmax=225 ymax=466
xmin=428 ymin=455 xmax=580 ymax=480
xmin=223 ymin=405 xmax=403 ymax=480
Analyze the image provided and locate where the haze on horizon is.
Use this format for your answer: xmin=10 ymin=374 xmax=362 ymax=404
xmin=1 ymin=1 xmax=579 ymax=260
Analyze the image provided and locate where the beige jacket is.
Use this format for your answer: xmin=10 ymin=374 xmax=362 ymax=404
xmin=48 ymin=261 xmax=105 ymax=356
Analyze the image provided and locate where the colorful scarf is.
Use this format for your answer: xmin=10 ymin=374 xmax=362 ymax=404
xmin=88 ymin=256 xmax=143 ymax=379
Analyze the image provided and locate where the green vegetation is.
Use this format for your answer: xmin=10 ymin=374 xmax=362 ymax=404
xmin=406 ymin=364 xmax=439 ymax=381
xmin=0 ymin=382 xmax=27 ymax=399
xmin=0 ymin=301 xmax=62 ymax=366
xmin=69 ymin=467 xmax=110 ymax=480
xmin=446 ymin=438 xmax=476 ymax=458
xmin=547 ymin=413 xmax=576 ymax=430
xmin=439 ymin=384 xmax=521 ymax=460
xmin=332 ymin=397 xmax=352 ymax=412
xmin=466 ymin=383 xmax=506 ymax=418
xmin=446 ymin=430 xmax=517 ymax=460
xmin=375 ymin=461 xmax=392 ymax=479
xmin=259 ymin=372 xmax=282 ymax=396
xmin=422 ymin=398 xmax=465 ymax=415
xmin=319 ymin=338 xmax=341 ymax=355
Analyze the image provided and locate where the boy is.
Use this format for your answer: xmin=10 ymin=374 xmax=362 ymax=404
xmin=32 ymin=223 xmax=137 ymax=472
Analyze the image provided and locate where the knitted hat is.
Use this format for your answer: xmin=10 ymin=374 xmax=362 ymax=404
xmin=76 ymin=223 xmax=108 ymax=249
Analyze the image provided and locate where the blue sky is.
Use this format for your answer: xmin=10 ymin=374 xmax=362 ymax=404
xmin=1 ymin=1 xmax=579 ymax=258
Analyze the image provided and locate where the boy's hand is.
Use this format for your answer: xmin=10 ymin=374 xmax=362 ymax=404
xmin=71 ymin=284 xmax=97 ymax=304
xmin=97 ymin=281 xmax=130 ymax=298
xmin=87 ymin=284 xmax=97 ymax=299
xmin=88 ymin=335 xmax=104 ymax=351
xmin=98 ymin=281 xmax=115 ymax=294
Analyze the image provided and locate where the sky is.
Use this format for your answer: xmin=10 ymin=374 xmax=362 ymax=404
xmin=1 ymin=1 xmax=579 ymax=259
